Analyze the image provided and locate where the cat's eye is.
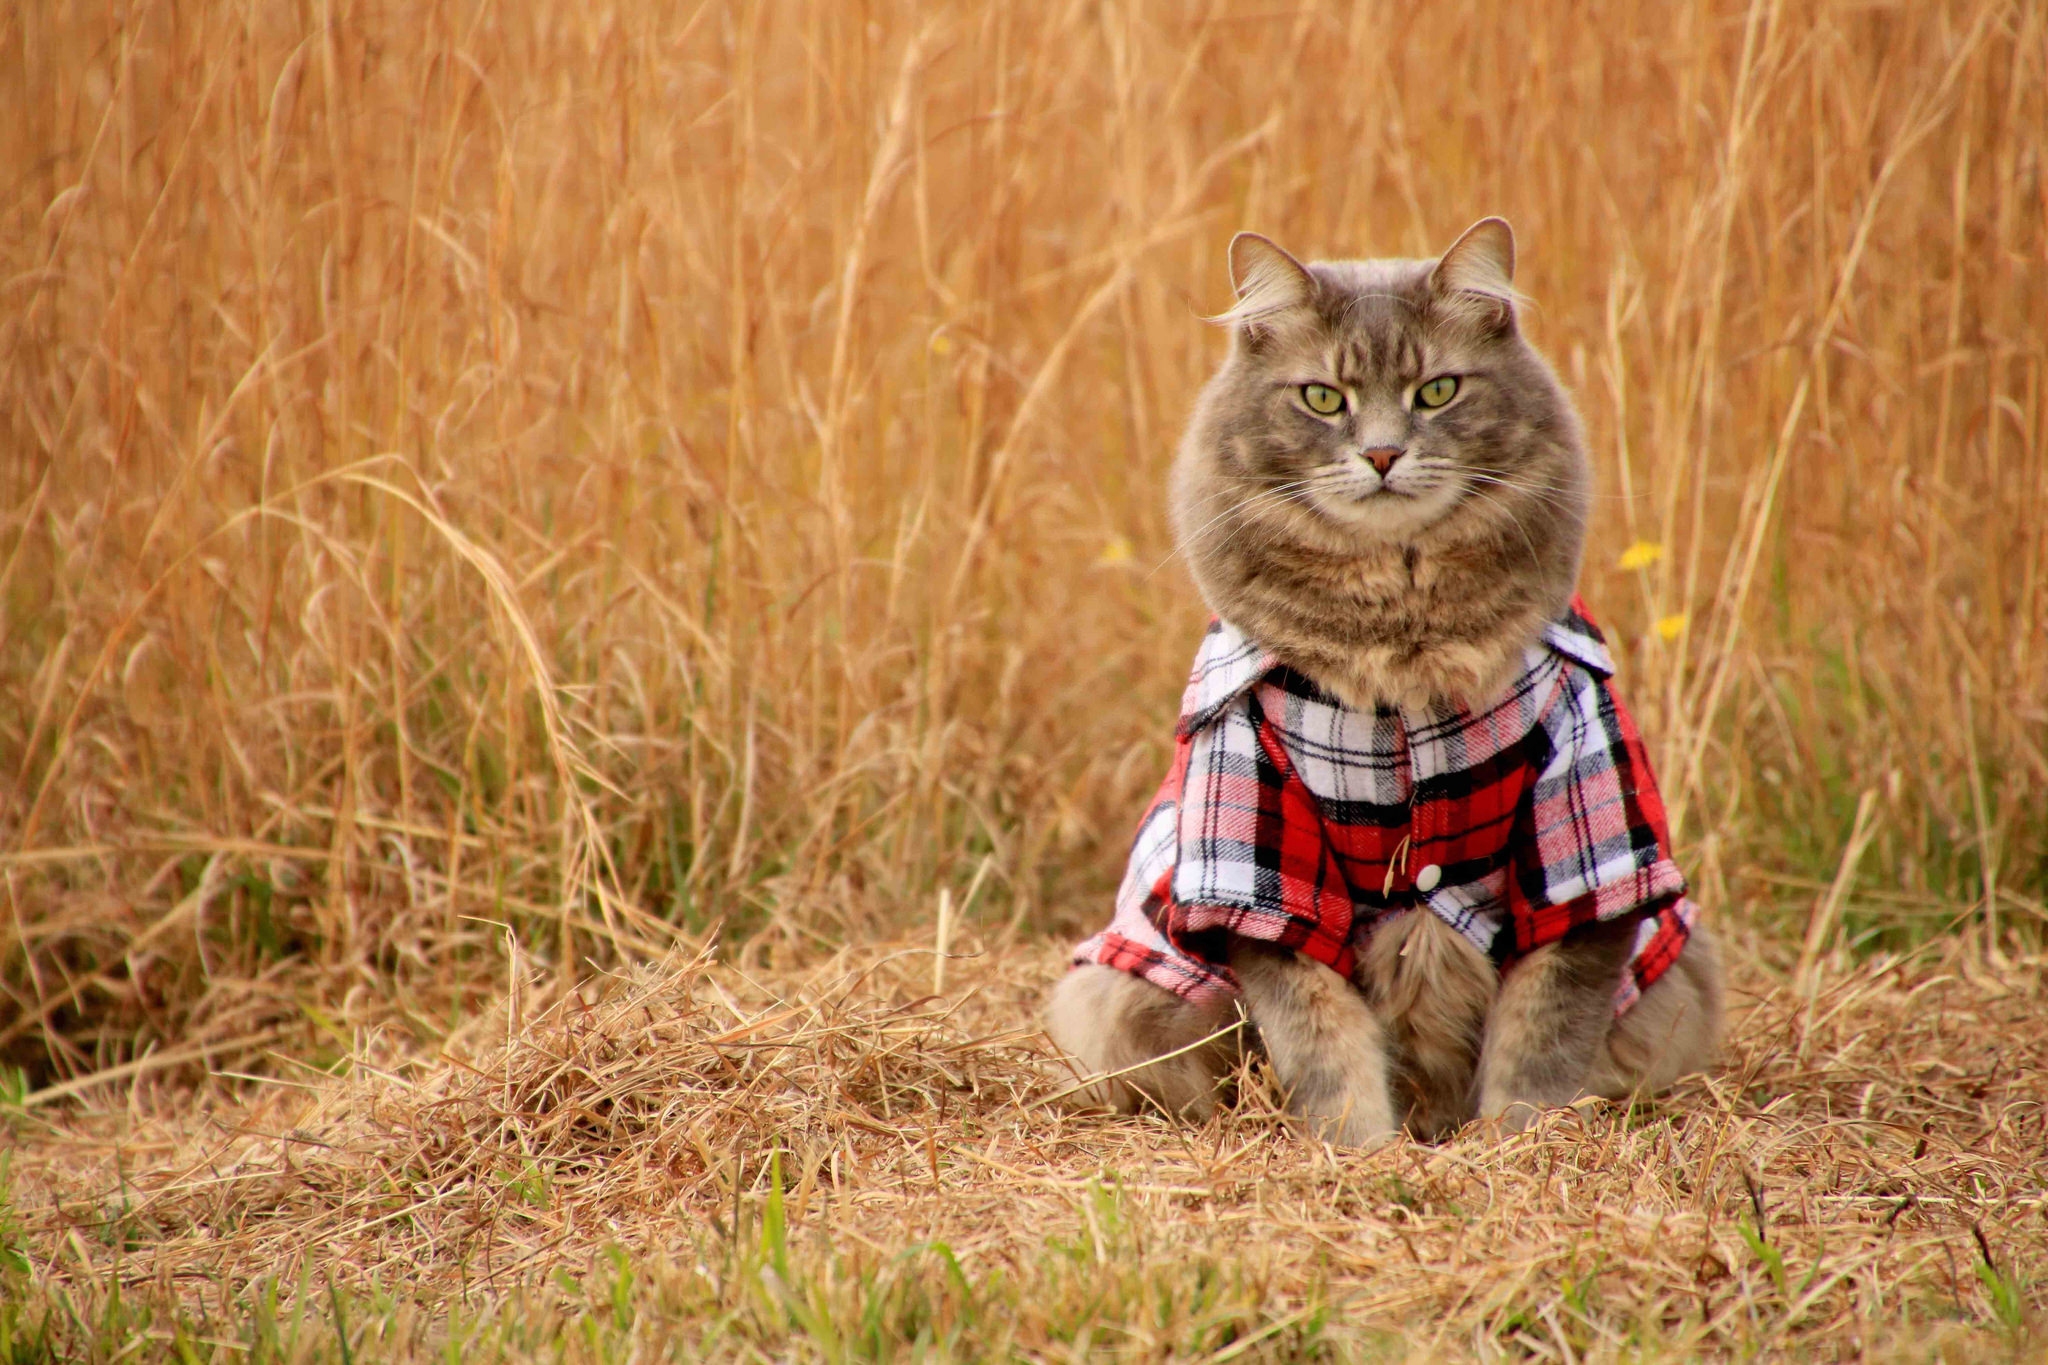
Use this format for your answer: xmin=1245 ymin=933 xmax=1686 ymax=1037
xmin=1301 ymin=383 xmax=1345 ymax=415
xmin=1415 ymin=375 xmax=1460 ymax=409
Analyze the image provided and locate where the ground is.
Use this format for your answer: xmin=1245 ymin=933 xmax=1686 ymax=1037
xmin=8 ymin=926 xmax=2044 ymax=1363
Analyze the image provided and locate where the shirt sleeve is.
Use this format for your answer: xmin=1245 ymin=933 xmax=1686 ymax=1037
xmin=1505 ymin=663 xmax=1688 ymax=954
xmin=1073 ymin=745 xmax=1240 ymax=1005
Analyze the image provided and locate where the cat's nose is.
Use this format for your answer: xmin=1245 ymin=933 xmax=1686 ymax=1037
xmin=1362 ymin=446 xmax=1404 ymax=475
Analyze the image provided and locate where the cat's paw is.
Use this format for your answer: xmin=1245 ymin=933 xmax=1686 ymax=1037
xmin=1305 ymin=1110 xmax=1403 ymax=1150
xmin=1044 ymin=964 xmax=1238 ymax=1118
xmin=1285 ymin=1065 xmax=1400 ymax=1146
xmin=1483 ymin=1098 xmax=1547 ymax=1135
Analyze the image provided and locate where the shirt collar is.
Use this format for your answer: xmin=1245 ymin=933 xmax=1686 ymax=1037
xmin=1176 ymin=619 xmax=1278 ymax=736
xmin=1174 ymin=595 xmax=1616 ymax=736
xmin=1542 ymin=595 xmax=1615 ymax=678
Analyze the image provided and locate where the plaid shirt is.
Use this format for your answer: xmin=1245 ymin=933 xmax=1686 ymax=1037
xmin=1073 ymin=598 xmax=1697 ymax=1016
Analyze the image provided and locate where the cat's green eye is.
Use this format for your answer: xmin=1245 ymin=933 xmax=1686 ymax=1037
xmin=1301 ymin=383 xmax=1346 ymax=416
xmin=1415 ymin=375 xmax=1460 ymax=409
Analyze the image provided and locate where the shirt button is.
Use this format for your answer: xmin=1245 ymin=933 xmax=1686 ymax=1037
xmin=1414 ymin=863 xmax=1442 ymax=893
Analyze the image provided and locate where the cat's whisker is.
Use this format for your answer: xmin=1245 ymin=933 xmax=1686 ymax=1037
xmin=1169 ymin=480 xmax=1322 ymax=552
xmin=1171 ymin=489 xmax=1310 ymax=556
xmin=1145 ymin=480 xmax=1322 ymax=581
xmin=1454 ymin=482 xmax=1547 ymax=566
xmin=1174 ymin=479 xmax=1339 ymax=570
xmin=1460 ymin=469 xmax=1566 ymax=500
xmin=1459 ymin=476 xmax=1570 ymax=516
xmin=1463 ymin=469 xmax=1635 ymax=503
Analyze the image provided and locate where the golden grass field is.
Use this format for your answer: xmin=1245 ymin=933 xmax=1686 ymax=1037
xmin=2 ymin=0 xmax=2045 ymax=1358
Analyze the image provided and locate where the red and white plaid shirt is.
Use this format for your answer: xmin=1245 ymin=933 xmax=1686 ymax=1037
xmin=1073 ymin=598 xmax=1697 ymax=1015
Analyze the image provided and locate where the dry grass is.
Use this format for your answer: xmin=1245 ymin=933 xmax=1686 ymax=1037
xmin=7 ymin=931 xmax=2046 ymax=1359
xmin=2 ymin=0 xmax=2046 ymax=1356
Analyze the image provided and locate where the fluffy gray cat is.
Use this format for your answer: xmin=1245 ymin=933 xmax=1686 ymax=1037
xmin=1048 ymin=219 xmax=1722 ymax=1144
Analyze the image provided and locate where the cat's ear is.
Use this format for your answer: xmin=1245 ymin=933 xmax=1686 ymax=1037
xmin=1213 ymin=232 xmax=1314 ymax=338
xmin=1430 ymin=217 xmax=1520 ymax=331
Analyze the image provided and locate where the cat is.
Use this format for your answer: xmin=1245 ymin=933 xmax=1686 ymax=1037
xmin=1046 ymin=219 xmax=1723 ymax=1143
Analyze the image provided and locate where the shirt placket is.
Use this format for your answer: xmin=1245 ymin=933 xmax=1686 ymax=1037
xmin=1397 ymin=704 xmax=1447 ymax=898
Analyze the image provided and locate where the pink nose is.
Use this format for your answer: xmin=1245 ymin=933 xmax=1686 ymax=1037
xmin=1363 ymin=446 xmax=1403 ymax=475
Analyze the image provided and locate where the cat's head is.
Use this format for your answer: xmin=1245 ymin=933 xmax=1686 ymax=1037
xmin=1173 ymin=218 xmax=1589 ymax=628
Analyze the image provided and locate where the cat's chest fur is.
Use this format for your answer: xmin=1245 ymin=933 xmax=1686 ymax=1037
xmin=1234 ymin=538 xmax=1546 ymax=714
xmin=1295 ymin=539 xmax=1436 ymax=597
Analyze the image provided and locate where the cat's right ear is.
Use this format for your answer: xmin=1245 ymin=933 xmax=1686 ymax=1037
xmin=1211 ymin=233 xmax=1314 ymax=341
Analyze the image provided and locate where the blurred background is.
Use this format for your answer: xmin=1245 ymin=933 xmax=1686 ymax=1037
xmin=2 ymin=0 xmax=2042 ymax=1091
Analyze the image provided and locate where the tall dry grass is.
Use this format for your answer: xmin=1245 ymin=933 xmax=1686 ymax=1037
xmin=2 ymin=0 xmax=2043 ymax=1088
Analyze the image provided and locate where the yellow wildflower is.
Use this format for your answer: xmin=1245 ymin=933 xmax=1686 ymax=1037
xmin=1655 ymin=613 xmax=1689 ymax=641
xmin=1095 ymin=535 xmax=1135 ymax=567
xmin=1618 ymin=540 xmax=1665 ymax=572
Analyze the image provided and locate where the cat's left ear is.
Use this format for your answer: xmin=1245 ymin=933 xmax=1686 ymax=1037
xmin=1429 ymin=217 xmax=1519 ymax=332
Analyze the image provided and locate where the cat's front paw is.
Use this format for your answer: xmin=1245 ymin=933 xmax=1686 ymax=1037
xmin=1305 ymin=1108 xmax=1402 ymax=1149
xmin=1482 ymin=1097 xmax=1547 ymax=1135
xmin=1285 ymin=1065 xmax=1400 ymax=1147
xmin=1044 ymin=964 xmax=1239 ymax=1118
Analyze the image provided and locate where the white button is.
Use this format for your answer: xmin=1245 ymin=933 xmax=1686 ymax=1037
xmin=1414 ymin=863 xmax=1442 ymax=893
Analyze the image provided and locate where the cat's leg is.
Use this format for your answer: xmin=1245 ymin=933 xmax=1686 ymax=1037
xmin=1582 ymin=920 xmax=1724 ymax=1100
xmin=1227 ymin=939 xmax=1398 ymax=1145
xmin=1474 ymin=913 xmax=1642 ymax=1132
xmin=1044 ymin=964 xmax=1240 ymax=1117
xmin=1356 ymin=910 xmax=1497 ymax=1141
